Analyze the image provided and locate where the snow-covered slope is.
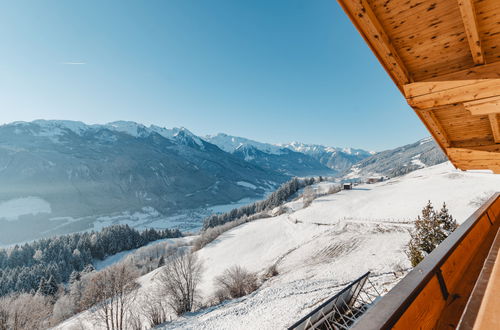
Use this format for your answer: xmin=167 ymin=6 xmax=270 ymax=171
xmin=57 ymin=162 xmax=500 ymax=330
xmin=345 ymin=137 xmax=447 ymax=180
xmin=155 ymin=163 xmax=499 ymax=329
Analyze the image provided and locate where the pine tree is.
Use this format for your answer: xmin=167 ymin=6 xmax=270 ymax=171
xmin=82 ymin=264 xmax=95 ymax=274
xmin=437 ymin=202 xmax=458 ymax=235
xmin=406 ymin=201 xmax=457 ymax=267
xmin=37 ymin=275 xmax=58 ymax=296
xmin=37 ymin=277 xmax=47 ymax=295
xmin=45 ymin=275 xmax=58 ymax=296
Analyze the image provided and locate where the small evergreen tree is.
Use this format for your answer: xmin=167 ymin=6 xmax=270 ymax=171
xmin=37 ymin=276 xmax=58 ymax=296
xmin=406 ymin=201 xmax=458 ymax=267
xmin=437 ymin=202 xmax=458 ymax=234
xmin=45 ymin=276 xmax=59 ymax=296
xmin=37 ymin=277 xmax=47 ymax=295
xmin=82 ymin=264 xmax=95 ymax=274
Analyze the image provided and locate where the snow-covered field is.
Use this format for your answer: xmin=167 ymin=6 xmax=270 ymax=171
xmin=93 ymin=194 xmax=271 ymax=233
xmin=0 ymin=196 xmax=51 ymax=221
xmin=57 ymin=162 xmax=500 ymax=330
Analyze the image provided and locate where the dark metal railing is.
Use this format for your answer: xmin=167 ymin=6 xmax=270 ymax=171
xmin=288 ymin=272 xmax=379 ymax=330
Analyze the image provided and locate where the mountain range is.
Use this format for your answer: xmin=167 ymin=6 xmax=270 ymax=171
xmin=0 ymin=120 xmax=446 ymax=243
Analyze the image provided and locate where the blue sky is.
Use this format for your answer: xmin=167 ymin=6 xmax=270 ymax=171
xmin=0 ymin=0 xmax=427 ymax=151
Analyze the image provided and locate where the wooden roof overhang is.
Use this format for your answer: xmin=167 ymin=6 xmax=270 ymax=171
xmin=337 ymin=0 xmax=500 ymax=173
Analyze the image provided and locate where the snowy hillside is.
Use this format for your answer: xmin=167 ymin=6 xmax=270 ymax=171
xmin=345 ymin=137 xmax=447 ymax=180
xmin=57 ymin=162 xmax=500 ymax=329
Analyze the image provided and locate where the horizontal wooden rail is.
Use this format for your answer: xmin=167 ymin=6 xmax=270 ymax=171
xmin=352 ymin=192 xmax=500 ymax=329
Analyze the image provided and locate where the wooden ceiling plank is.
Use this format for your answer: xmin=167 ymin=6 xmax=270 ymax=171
xmin=489 ymin=114 xmax=500 ymax=143
xmin=457 ymin=0 xmax=485 ymax=65
xmin=337 ymin=0 xmax=411 ymax=89
xmin=423 ymin=61 xmax=500 ymax=82
xmin=447 ymin=147 xmax=500 ymax=173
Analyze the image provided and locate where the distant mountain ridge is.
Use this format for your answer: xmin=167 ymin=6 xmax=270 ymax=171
xmin=0 ymin=120 xmax=447 ymax=244
xmin=280 ymin=142 xmax=375 ymax=174
xmin=344 ymin=137 xmax=447 ymax=179
xmin=205 ymin=133 xmax=374 ymax=176
xmin=205 ymin=134 xmax=336 ymax=176
xmin=0 ymin=120 xmax=288 ymax=243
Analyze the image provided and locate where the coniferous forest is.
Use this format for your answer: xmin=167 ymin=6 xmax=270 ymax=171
xmin=0 ymin=225 xmax=182 ymax=296
xmin=203 ymin=177 xmax=319 ymax=229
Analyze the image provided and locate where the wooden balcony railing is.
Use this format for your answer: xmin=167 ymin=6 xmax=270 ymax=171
xmin=351 ymin=192 xmax=500 ymax=329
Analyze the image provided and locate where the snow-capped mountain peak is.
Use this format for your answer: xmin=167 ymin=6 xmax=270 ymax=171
xmin=5 ymin=120 xmax=206 ymax=148
xmin=8 ymin=119 xmax=92 ymax=137
xmin=204 ymin=133 xmax=285 ymax=155
xmin=106 ymin=121 xmax=149 ymax=137
xmin=150 ymin=125 xmax=204 ymax=147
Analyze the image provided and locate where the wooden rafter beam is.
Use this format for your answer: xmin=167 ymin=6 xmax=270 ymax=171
xmin=419 ymin=110 xmax=451 ymax=148
xmin=461 ymin=96 xmax=500 ymax=144
xmin=457 ymin=0 xmax=485 ymax=65
xmin=404 ymin=79 xmax=500 ymax=109
xmin=489 ymin=114 xmax=500 ymax=143
xmin=337 ymin=0 xmax=411 ymax=89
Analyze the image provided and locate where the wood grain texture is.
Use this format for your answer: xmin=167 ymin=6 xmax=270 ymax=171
xmin=457 ymin=0 xmax=485 ymax=64
xmin=489 ymin=114 xmax=500 ymax=143
xmin=337 ymin=0 xmax=411 ymax=87
xmin=406 ymin=79 xmax=500 ymax=109
xmin=338 ymin=0 xmax=500 ymax=173
xmin=464 ymin=96 xmax=500 ymax=116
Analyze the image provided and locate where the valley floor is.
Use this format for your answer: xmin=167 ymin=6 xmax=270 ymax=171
xmin=58 ymin=162 xmax=500 ymax=330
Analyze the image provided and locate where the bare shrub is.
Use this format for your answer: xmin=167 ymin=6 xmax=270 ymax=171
xmin=302 ymin=186 xmax=316 ymax=208
xmin=127 ymin=312 xmax=143 ymax=330
xmin=158 ymin=251 xmax=203 ymax=316
xmin=51 ymin=294 xmax=76 ymax=325
xmin=213 ymin=265 xmax=259 ymax=303
xmin=262 ymin=263 xmax=279 ymax=280
xmin=81 ymin=263 xmax=140 ymax=330
xmin=141 ymin=293 xmax=169 ymax=328
xmin=327 ymin=184 xmax=341 ymax=195
xmin=469 ymin=191 xmax=494 ymax=207
xmin=0 ymin=293 xmax=52 ymax=330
